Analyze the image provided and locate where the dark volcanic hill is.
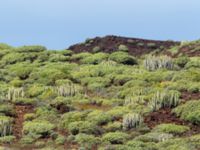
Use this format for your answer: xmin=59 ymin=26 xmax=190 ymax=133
xmin=68 ymin=35 xmax=181 ymax=56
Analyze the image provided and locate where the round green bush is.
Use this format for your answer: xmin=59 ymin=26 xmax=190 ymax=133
xmin=102 ymin=132 xmax=129 ymax=144
xmin=109 ymin=52 xmax=137 ymax=65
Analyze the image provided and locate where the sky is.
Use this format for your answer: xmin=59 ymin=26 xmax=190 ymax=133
xmin=0 ymin=0 xmax=200 ymax=49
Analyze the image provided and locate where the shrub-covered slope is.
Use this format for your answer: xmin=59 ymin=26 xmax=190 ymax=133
xmin=0 ymin=38 xmax=199 ymax=150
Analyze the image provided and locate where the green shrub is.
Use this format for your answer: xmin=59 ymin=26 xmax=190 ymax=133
xmin=102 ymin=132 xmax=129 ymax=144
xmin=0 ymin=136 xmax=15 ymax=144
xmin=34 ymin=106 xmax=59 ymax=123
xmin=103 ymin=122 xmax=122 ymax=132
xmin=15 ymin=45 xmax=46 ymax=52
xmin=107 ymin=106 xmax=130 ymax=120
xmin=168 ymin=46 xmax=179 ymax=55
xmin=29 ymin=68 xmax=68 ymax=85
xmin=60 ymin=111 xmax=88 ymax=129
xmin=55 ymin=135 xmax=66 ymax=145
xmin=127 ymin=39 xmax=135 ymax=44
xmin=23 ymin=121 xmax=55 ymax=137
xmin=153 ymin=124 xmax=189 ymax=135
xmin=50 ymin=96 xmax=73 ymax=112
xmin=26 ymin=84 xmax=45 ymax=97
xmin=49 ymin=54 xmax=69 ymax=62
xmin=173 ymin=100 xmax=200 ymax=125
xmin=80 ymin=52 xmax=108 ymax=64
xmin=12 ymin=98 xmax=36 ymax=105
xmin=135 ymin=132 xmax=173 ymax=143
xmin=1 ymin=53 xmax=25 ymax=64
xmin=147 ymin=43 xmax=157 ymax=48
xmin=68 ymin=121 xmax=99 ymax=135
xmin=24 ymin=113 xmax=35 ymax=121
xmin=60 ymin=50 xmax=73 ymax=56
xmin=71 ymin=52 xmax=92 ymax=61
xmin=122 ymin=113 xmax=143 ymax=130
xmin=188 ymin=134 xmax=200 ymax=149
xmin=87 ymin=110 xmax=112 ymax=125
xmin=118 ymin=44 xmax=129 ymax=52
xmin=92 ymin=46 xmax=101 ymax=53
xmin=109 ymin=52 xmax=137 ymax=65
xmin=185 ymin=57 xmax=200 ymax=69
xmin=157 ymin=138 xmax=192 ymax=150
xmin=175 ymin=56 xmax=190 ymax=68
xmin=137 ymin=43 xmax=145 ymax=46
xmin=0 ymin=43 xmax=12 ymax=50
xmin=9 ymin=63 xmax=34 ymax=80
xmin=126 ymin=140 xmax=157 ymax=150
xmin=113 ymin=75 xmax=133 ymax=86
xmin=74 ymin=133 xmax=100 ymax=148
xmin=20 ymin=135 xmax=38 ymax=145
xmin=9 ymin=79 xmax=24 ymax=87
xmin=0 ymin=104 xmax=15 ymax=116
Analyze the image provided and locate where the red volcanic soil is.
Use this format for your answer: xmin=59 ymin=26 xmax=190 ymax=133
xmin=181 ymin=91 xmax=200 ymax=103
xmin=144 ymin=92 xmax=200 ymax=136
xmin=13 ymin=105 xmax=34 ymax=139
xmin=68 ymin=35 xmax=180 ymax=56
xmin=176 ymin=44 xmax=200 ymax=57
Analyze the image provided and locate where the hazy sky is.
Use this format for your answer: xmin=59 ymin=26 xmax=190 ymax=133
xmin=0 ymin=0 xmax=200 ymax=49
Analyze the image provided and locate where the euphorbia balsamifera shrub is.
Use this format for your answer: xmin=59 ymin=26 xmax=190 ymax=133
xmin=103 ymin=122 xmax=122 ymax=132
xmin=67 ymin=121 xmax=100 ymax=135
xmin=153 ymin=123 xmax=189 ymax=135
xmin=0 ymin=43 xmax=12 ymax=50
xmin=34 ymin=106 xmax=59 ymax=123
xmin=71 ymin=52 xmax=92 ymax=61
xmin=23 ymin=121 xmax=55 ymax=137
xmin=0 ymin=135 xmax=15 ymax=144
xmin=126 ymin=140 xmax=157 ymax=150
xmin=80 ymin=52 xmax=108 ymax=64
xmin=102 ymin=132 xmax=129 ymax=144
xmin=0 ymin=104 xmax=15 ymax=116
xmin=50 ymin=96 xmax=74 ymax=113
xmin=118 ymin=44 xmax=129 ymax=52
xmin=173 ymin=100 xmax=200 ymax=125
xmin=60 ymin=111 xmax=88 ymax=129
xmin=26 ymin=84 xmax=45 ymax=97
xmin=7 ymin=63 xmax=33 ymax=79
xmin=29 ymin=68 xmax=68 ymax=85
xmin=175 ymin=56 xmax=190 ymax=68
xmin=49 ymin=53 xmax=69 ymax=62
xmin=87 ymin=110 xmax=112 ymax=125
xmin=109 ymin=51 xmax=137 ymax=65
xmin=74 ymin=133 xmax=100 ymax=149
xmin=185 ymin=57 xmax=200 ymax=69
xmin=135 ymin=132 xmax=173 ymax=143
xmin=156 ymin=138 xmax=192 ymax=150
xmin=14 ymin=45 xmax=46 ymax=53
xmin=1 ymin=53 xmax=25 ymax=64
xmin=92 ymin=46 xmax=101 ymax=53
xmin=12 ymin=98 xmax=36 ymax=105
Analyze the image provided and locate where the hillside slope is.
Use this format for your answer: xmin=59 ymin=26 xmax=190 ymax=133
xmin=0 ymin=37 xmax=199 ymax=150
